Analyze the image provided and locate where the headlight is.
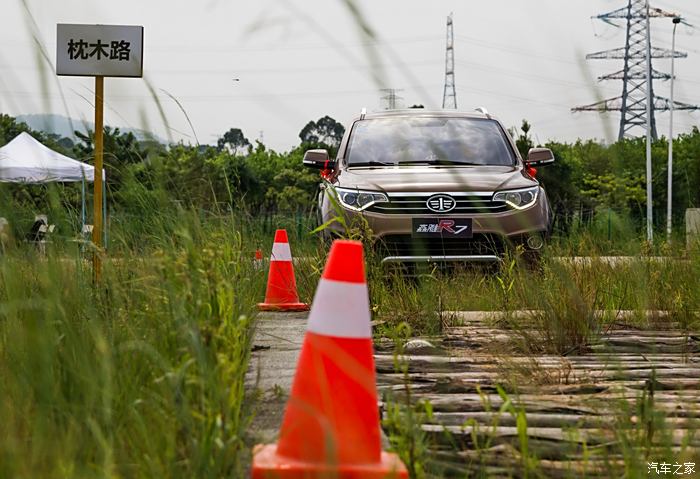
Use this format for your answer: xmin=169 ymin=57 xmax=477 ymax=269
xmin=334 ymin=187 xmax=388 ymax=211
xmin=493 ymin=186 xmax=539 ymax=210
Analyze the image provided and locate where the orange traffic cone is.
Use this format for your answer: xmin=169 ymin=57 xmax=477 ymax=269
xmin=252 ymin=239 xmax=408 ymax=478
xmin=257 ymin=229 xmax=309 ymax=312
xmin=254 ymin=248 xmax=264 ymax=271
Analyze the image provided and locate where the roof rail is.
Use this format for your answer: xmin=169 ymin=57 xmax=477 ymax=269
xmin=360 ymin=107 xmax=367 ymax=120
xmin=474 ymin=107 xmax=490 ymax=118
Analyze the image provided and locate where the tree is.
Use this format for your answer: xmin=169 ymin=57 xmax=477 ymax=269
xmin=298 ymin=116 xmax=345 ymax=149
xmin=217 ymin=128 xmax=250 ymax=155
xmin=515 ymin=120 xmax=534 ymax=159
xmin=47 ymin=133 xmax=74 ymax=151
xmin=0 ymin=114 xmax=32 ymax=146
xmin=0 ymin=114 xmax=73 ymax=155
xmin=73 ymin=126 xmax=149 ymax=194
xmin=74 ymin=127 xmax=146 ymax=165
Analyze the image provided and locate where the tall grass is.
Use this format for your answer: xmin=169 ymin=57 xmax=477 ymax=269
xmin=2 ymin=178 xmax=699 ymax=479
xmin=377 ymin=234 xmax=700 ymax=477
xmin=0 ymin=206 xmax=264 ymax=478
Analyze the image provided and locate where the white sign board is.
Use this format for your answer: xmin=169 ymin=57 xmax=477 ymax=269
xmin=56 ymin=24 xmax=143 ymax=77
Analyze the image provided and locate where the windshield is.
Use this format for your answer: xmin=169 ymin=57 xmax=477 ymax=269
xmin=345 ymin=117 xmax=515 ymax=167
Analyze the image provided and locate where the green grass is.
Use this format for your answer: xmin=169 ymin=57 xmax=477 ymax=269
xmin=0 ymin=208 xmax=264 ymax=478
xmin=370 ymin=233 xmax=700 ymax=337
xmin=375 ymin=235 xmax=700 ymax=478
xmin=2 ymin=194 xmax=700 ymax=478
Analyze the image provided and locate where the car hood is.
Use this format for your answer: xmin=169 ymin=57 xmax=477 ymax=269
xmin=336 ymin=165 xmax=536 ymax=193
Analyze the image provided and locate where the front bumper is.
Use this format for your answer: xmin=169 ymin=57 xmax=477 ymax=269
xmin=381 ymin=254 xmax=502 ymax=264
xmin=321 ymin=190 xmax=551 ymax=263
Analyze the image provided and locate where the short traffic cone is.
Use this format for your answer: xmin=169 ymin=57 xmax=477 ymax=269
xmin=254 ymin=248 xmax=264 ymax=271
xmin=252 ymin=240 xmax=408 ymax=478
xmin=257 ymin=229 xmax=309 ymax=312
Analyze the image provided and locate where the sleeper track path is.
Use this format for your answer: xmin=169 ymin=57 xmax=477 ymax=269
xmin=246 ymin=312 xmax=308 ymax=444
xmin=375 ymin=311 xmax=700 ymax=478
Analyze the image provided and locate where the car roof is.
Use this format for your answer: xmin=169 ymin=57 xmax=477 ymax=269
xmin=359 ymin=109 xmax=494 ymax=121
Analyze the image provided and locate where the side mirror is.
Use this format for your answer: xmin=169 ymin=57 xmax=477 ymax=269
xmin=526 ymin=147 xmax=555 ymax=166
xmin=303 ymin=149 xmax=335 ymax=170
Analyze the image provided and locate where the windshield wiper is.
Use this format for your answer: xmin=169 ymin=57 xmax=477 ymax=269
xmin=397 ymin=159 xmax=481 ymax=166
xmin=348 ymin=161 xmax=396 ymax=167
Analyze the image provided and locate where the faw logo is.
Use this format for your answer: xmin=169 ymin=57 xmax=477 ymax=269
xmin=426 ymin=194 xmax=456 ymax=213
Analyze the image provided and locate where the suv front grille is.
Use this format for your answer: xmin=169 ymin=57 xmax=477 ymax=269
xmin=377 ymin=234 xmax=506 ymax=257
xmin=367 ymin=192 xmax=510 ymax=215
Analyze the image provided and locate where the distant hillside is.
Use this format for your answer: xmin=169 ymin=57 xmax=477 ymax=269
xmin=16 ymin=114 xmax=165 ymax=144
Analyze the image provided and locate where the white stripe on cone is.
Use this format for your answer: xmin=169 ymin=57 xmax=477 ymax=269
xmin=307 ymin=279 xmax=371 ymax=339
xmin=270 ymin=242 xmax=292 ymax=261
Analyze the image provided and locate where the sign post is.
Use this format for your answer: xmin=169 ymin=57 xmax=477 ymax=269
xmin=56 ymin=24 xmax=143 ymax=281
xmin=94 ymin=75 xmax=104 ymax=280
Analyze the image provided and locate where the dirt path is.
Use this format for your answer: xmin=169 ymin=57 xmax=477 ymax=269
xmin=246 ymin=311 xmax=308 ymax=444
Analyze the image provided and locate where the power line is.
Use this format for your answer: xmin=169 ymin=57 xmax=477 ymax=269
xmin=1 ymin=84 xmax=443 ymax=103
xmin=455 ymin=34 xmax=578 ymax=66
xmin=456 ymin=86 xmax=570 ymax=110
xmin=0 ymin=34 xmax=443 ymax=53
xmin=146 ymin=59 xmax=441 ymax=76
xmin=454 ymin=60 xmax=619 ymax=93
xmin=651 ymin=0 xmax=700 ymax=21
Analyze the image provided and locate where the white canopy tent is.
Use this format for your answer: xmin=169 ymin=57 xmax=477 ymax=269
xmin=0 ymin=132 xmax=105 ymax=243
xmin=0 ymin=132 xmax=95 ymax=182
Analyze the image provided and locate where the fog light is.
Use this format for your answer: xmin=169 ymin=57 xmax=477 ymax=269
xmin=526 ymin=234 xmax=544 ymax=250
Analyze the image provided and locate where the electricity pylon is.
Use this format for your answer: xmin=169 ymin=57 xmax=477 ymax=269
xmin=442 ymin=13 xmax=457 ymax=110
xmin=572 ymin=0 xmax=698 ymax=141
xmin=380 ymin=88 xmax=404 ymax=110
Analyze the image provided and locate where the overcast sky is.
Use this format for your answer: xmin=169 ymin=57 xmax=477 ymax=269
xmin=1 ymin=0 xmax=699 ymax=151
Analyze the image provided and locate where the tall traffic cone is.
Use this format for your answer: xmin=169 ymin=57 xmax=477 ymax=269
xmin=252 ymin=240 xmax=408 ymax=478
xmin=257 ymin=229 xmax=309 ymax=312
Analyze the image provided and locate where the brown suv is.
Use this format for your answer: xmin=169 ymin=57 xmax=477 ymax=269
xmin=303 ymin=109 xmax=555 ymax=263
